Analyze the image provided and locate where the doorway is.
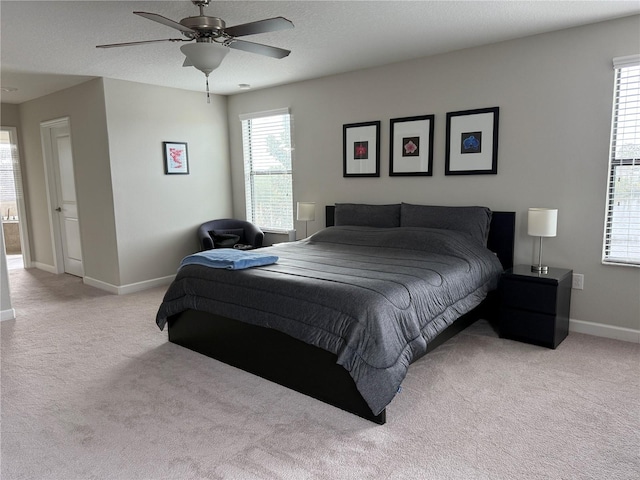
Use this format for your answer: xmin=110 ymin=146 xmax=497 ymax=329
xmin=0 ymin=126 xmax=30 ymax=270
xmin=41 ymin=118 xmax=84 ymax=277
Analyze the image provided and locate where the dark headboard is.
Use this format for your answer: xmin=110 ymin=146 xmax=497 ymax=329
xmin=325 ymin=205 xmax=515 ymax=270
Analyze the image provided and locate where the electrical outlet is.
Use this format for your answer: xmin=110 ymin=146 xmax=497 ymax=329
xmin=572 ymin=273 xmax=584 ymax=290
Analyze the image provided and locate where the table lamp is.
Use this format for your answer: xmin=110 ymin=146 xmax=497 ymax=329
xmin=296 ymin=202 xmax=316 ymax=238
xmin=528 ymin=208 xmax=558 ymax=274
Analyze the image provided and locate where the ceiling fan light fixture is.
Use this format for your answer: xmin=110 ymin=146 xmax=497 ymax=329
xmin=98 ymin=3 xmax=293 ymax=103
xmin=180 ymin=42 xmax=229 ymax=75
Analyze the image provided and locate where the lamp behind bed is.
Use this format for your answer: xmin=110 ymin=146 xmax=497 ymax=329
xmin=297 ymin=202 xmax=316 ymax=238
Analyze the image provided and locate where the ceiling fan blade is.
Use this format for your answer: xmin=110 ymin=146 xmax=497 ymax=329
xmin=224 ymin=17 xmax=294 ymax=38
xmin=96 ymin=38 xmax=188 ymax=48
xmin=227 ymin=39 xmax=291 ymax=59
xmin=134 ymin=11 xmax=196 ymax=34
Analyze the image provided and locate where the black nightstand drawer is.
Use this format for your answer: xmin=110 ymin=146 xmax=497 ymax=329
xmin=500 ymin=307 xmax=566 ymax=348
xmin=498 ymin=265 xmax=572 ymax=349
xmin=501 ymin=279 xmax=558 ymax=315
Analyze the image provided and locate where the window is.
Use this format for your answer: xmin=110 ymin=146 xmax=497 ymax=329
xmin=603 ymin=55 xmax=640 ymax=266
xmin=240 ymin=109 xmax=293 ymax=232
xmin=0 ymin=131 xmax=19 ymax=221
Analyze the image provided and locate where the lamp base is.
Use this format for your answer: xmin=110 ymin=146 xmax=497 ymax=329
xmin=531 ymin=265 xmax=549 ymax=274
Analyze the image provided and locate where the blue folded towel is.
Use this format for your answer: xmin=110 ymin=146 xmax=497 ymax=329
xmin=179 ymin=249 xmax=278 ymax=271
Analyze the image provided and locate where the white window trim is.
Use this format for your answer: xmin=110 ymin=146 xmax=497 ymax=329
xmin=613 ymin=54 xmax=640 ymax=69
xmin=239 ymin=108 xmax=290 ymax=122
xmin=602 ymin=55 xmax=640 ymax=267
xmin=240 ymin=109 xmax=294 ymax=233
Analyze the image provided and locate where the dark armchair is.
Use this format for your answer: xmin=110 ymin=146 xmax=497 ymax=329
xmin=197 ymin=219 xmax=264 ymax=251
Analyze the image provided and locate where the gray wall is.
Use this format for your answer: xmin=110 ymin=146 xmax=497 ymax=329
xmin=6 ymin=78 xmax=232 ymax=289
xmin=227 ymin=15 xmax=640 ymax=331
xmin=17 ymin=79 xmax=118 ymax=283
xmin=102 ymin=78 xmax=232 ymax=286
xmin=1 ymin=103 xmax=21 ymax=128
xmin=0 ymin=221 xmax=13 ymax=319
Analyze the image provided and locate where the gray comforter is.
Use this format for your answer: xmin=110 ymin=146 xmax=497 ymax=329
xmin=156 ymin=226 xmax=504 ymax=415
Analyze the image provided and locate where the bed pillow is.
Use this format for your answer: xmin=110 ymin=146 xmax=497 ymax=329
xmin=400 ymin=203 xmax=492 ymax=245
xmin=334 ymin=203 xmax=401 ymax=228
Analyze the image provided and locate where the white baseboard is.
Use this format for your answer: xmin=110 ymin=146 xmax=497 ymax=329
xmin=83 ymin=274 xmax=175 ymax=295
xmin=1 ymin=308 xmax=16 ymax=321
xmin=570 ymin=318 xmax=640 ymax=343
xmin=117 ymin=274 xmax=175 ymax=295
xmin=82 ymin=276 xmax=119 ymax=294
xmin=34 ymin=262 xmax=58 ymax=274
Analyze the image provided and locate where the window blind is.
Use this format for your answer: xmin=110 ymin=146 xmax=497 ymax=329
xmin=603 ymin=55 xmax=640 ymax=266
xmin=241 ymin=109 xmax=293 ymax=232
xmin=0 ymin=130 xmax=23 ymax=220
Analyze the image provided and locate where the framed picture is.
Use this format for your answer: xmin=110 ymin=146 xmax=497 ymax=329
xmin=389 ymin=114 xmax=435 ymax=176
xmin=163 ymin=142 xmax=189 ymax=175
xmin=445 ymin=107 xmax=499 ymax=175
xmin=343 ymin=121 xmax=380 ymax=177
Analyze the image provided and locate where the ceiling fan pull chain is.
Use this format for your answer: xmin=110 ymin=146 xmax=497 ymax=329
xmin=206 ymin=74 xmax=210 ymax=103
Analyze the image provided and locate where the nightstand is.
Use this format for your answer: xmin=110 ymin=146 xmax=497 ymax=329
xmin=499 ymin=265 xmax=572 ymax=349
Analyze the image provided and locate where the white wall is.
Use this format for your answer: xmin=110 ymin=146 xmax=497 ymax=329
xmin=103 ymin=78 xmax=232 ymax=287
xmin=17 ymin=79 xmax=119 ymax=284
xmin=227 ymin=15 xmax=640 ymax=333
xmin=0 ymin=223 xmax=15 ymax=321
xmin=9 ymin=78 xmax=232 ymax=292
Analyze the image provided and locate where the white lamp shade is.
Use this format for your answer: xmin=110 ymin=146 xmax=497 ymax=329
xmin=528 ymin=208 xmax=558 ymax=237
xmin=180 ymin=43 xmax=229 ymax=75
xmin=297 ymin=202 xmax=316 ymax=222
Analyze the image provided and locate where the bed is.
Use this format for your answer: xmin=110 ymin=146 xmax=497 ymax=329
xmin=156 ymin=203 xmax=515 ymax=424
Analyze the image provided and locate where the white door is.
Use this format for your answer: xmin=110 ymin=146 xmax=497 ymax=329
xmin=45 ymin=121 xmax=84 ymax=277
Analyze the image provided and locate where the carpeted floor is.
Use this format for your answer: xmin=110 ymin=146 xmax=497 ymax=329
xmin=1 ymin=268 xmax=639 ymax=480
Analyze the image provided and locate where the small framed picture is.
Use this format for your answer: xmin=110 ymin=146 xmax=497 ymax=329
xmin=390 ymin=114 xmax=435 ymax=176
xmin=445 ymin=107 xmax=499 ymax=175
xmin=163 ymin=142 xmax=189 ymax=175
xmin=343 ymin=121 xmax=381 ymax=177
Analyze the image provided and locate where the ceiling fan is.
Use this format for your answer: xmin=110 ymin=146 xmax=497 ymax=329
xmin=96 ymin=0 xmax=294 ymax=100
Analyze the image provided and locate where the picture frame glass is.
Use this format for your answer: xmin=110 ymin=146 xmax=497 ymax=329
xmin=391 ymin=117 xmax=433 ymax=175
xmin=344 ymin=123 xmax=380 ymax=176
xmin=446 ymin=107 xmax=499 ymax=175
xmin=164 ymin=142 xmax=188 ymax=174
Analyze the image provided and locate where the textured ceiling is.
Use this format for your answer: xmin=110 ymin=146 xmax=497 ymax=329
xmin=1 ymin=1 xmax=639 ymax=104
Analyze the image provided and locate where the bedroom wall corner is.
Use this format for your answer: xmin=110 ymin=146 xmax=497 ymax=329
xmin=102 ymin=78 xmax=232 ymax=287
xmin=15 ymin=79 xmax=120 ymax=286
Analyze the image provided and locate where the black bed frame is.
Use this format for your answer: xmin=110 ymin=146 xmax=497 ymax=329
xmin=168 ymin=209 xmax=515 ymax=424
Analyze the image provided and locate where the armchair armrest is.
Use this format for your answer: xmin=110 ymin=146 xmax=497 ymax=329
xmin=244 ymin=223 xmax=264 ymax=247
xmin=197 ymin=224 xmax=215 ymax=250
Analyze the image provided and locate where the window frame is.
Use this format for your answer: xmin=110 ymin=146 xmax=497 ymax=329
xmin=240 ymin=108 xmax=294 ymax=233
xmin=602 ymin=55 xmax=640 ymax=267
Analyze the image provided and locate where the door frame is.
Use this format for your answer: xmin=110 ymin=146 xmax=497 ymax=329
xmin=40 ymin=117 xmax=83 ymax=276
xmin=0 ymin=125 xmax=32 ymax=268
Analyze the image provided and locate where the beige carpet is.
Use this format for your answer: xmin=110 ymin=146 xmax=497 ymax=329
xmin=1 ymin=268 xmax=639 ymax=480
